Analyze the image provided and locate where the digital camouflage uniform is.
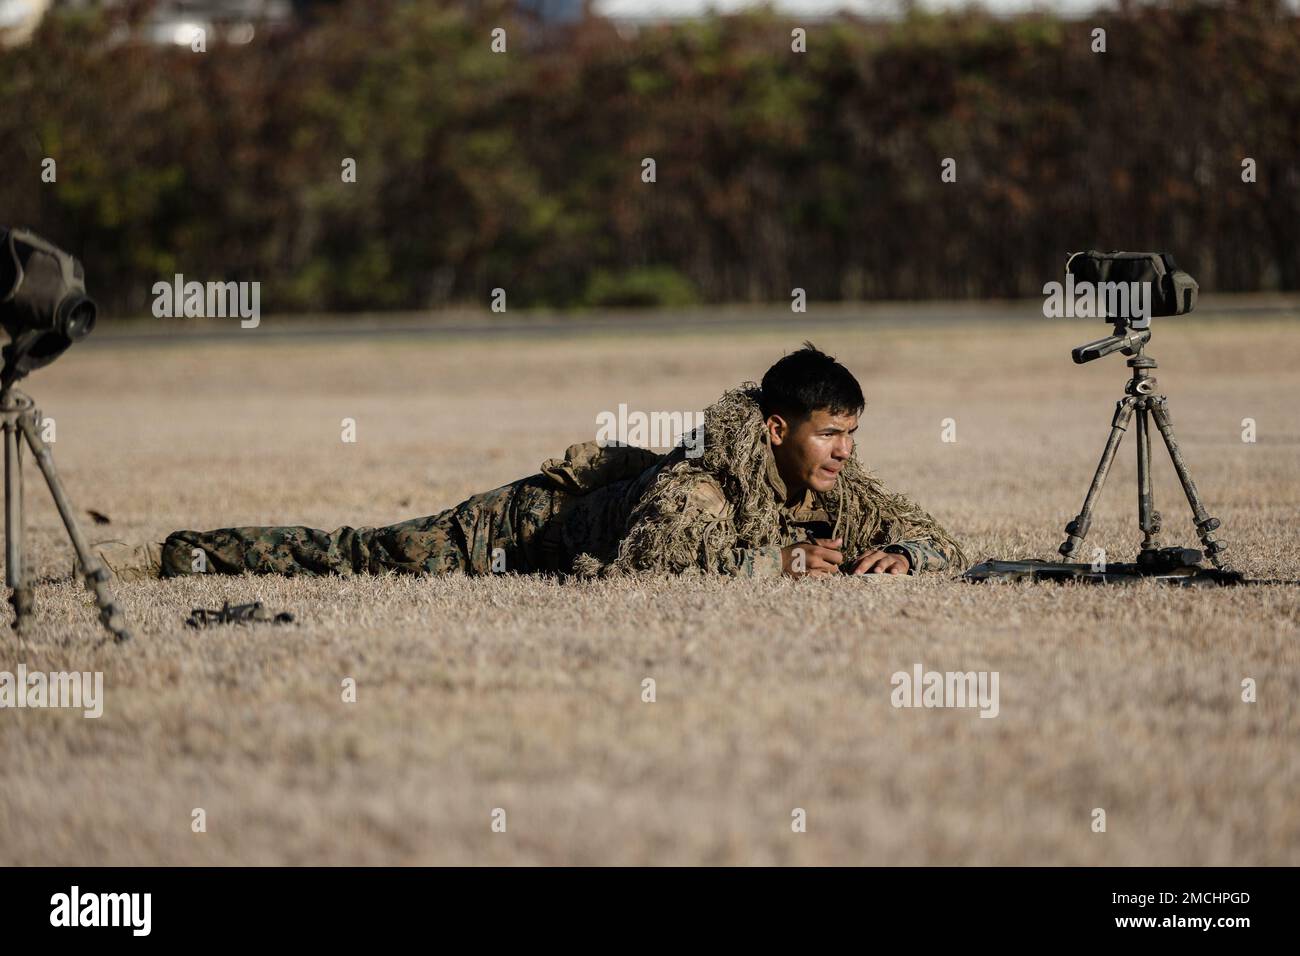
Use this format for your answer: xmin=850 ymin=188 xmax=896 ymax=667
xmin=159 ymin=385 xmax=964 ymax=580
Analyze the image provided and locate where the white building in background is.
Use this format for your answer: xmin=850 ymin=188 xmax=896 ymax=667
xmin=0 ymin=0 xmax=50 ymax=46
xmin=0 ymin=0 xmax=293 ymax=47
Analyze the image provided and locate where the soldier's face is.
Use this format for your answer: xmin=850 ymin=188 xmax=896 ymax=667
xmin=767 ymin=408 xmax=859 ymax=496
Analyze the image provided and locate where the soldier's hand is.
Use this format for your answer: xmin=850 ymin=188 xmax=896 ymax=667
xmin=782 ymin=538 xmax=843 ymax=578
xmin=851 ymin=549 xmax=910 ymax=575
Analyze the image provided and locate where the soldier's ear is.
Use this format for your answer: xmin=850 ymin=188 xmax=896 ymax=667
xmin=766 ymin=414 xmax=789 ymax=446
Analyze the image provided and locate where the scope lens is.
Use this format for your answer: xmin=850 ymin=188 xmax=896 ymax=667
xmin=57 ymin=295 xmax=97 ymax=341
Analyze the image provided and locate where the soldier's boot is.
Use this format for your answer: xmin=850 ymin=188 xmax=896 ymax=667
xmin=92 ymin=540 xmax=164 ymax=583
xmin=160 ymin=532 xmax=209 ymax=577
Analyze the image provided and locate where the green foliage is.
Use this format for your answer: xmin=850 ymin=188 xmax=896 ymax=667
xmin=1 ymin=0 xmax=1296 ymax=315
xmin=583 ymin=267 xmax=700 ymax=309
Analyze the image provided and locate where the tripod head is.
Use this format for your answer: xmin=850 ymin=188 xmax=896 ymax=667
xmin=1072 ymin=320 xmax=1151 ymax=364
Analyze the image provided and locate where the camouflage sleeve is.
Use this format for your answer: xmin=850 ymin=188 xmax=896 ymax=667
xmin=883 ymin=539 xmax=952 ymax=574
xmin=722 ymin=545 xmax=785 ymax=578
xmin=872 ymin=487 xmax=967 ymax=575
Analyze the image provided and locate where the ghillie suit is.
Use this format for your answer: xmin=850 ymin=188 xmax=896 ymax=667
xmin=570 ymin=383 xmax=965 ymax=578
xmin=158 ymin=383 xmax=963 ymax=580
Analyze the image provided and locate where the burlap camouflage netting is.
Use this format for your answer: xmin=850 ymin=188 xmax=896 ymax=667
xmin=578 ymin=383 xmax=966 ymax=577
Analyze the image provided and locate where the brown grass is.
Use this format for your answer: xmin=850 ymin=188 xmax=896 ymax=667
xmin=1 ymin=308 xmax=1298 ymax=865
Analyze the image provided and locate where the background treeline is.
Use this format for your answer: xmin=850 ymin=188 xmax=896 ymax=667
xmin=2 ymin=0 xmax=1297 ymax=315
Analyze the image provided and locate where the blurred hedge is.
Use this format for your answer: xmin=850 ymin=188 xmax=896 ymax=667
xmin=1 ymin=0 xmax=1297 ymax=315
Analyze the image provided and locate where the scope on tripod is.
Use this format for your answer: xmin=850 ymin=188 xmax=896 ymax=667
xmin=0 ymin=226 xmax=129 ymax=642
xmin=1065 ymin=250 xmax=1198 ymax=364
xmin=0 ymin=227 xmax=97 ymax=388
xmin=1053 ymin=249 xmax=1230 ymax=574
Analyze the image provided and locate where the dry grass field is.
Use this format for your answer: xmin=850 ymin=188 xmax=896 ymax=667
xmin=1 ymin=304 xmax=1298 ymax=865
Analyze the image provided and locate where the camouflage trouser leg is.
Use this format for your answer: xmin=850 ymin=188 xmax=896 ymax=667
xmin=159 ymin=474 xmax=573 ymax=579
xmin=159 ymin=509 xmax=470 ymax=578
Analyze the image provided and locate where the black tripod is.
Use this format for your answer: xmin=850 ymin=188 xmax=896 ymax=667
xmin=1058 ymin=334 xmax=1230 ymax=572
xmin=2 ymin=381 xmax=131 ymax=642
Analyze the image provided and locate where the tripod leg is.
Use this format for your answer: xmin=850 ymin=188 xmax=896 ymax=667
xmin=1148 ymin=396 xmax=1231 ymax=570
xmin=1060 ymin=396 xmax=1136 ymax=560
xmin=1134 ymin=404 xmax=1161 ymax=555
xmin=4 ymin=420 xmax=32 ymax=633
xmin=16 ymin=413 xmax=131 ymax=642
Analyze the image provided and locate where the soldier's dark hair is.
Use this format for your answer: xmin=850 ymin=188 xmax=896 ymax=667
xmin=760 ymin=342 xmax=865 ymax=421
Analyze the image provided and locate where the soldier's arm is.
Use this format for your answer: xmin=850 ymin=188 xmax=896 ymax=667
xmin=689 ymin=479 xmax=788 ymax=578
xmin=614 ymin=474 xmax=785 ymax=578
xmin=882 ymin=538 xmax=955 ymax=574
xmin=722 ymin=544 xmax=785 ymax=578
xmin=870 ymin=488 xmax=967 ymax=575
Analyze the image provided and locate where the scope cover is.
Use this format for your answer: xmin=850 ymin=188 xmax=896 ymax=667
xmin=1065 ymin=250 xmax=1198 ymax=318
